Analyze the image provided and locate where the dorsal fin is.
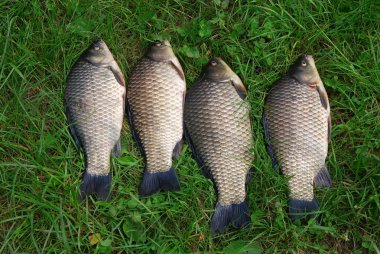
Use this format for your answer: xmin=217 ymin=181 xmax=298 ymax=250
xmin=109 ymin=61 xmax=126 ymax=87
xmin=109 ymin=61 xmax=126 ymax=116
xmin=169 ymin=57 xmax=185 ymax=81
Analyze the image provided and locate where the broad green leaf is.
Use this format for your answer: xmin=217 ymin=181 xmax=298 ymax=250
xmin=127 ymin=198 xmax=139 ymax=209
xmin=117 ymin=155 xmax=139 ymax=166
xmin=122 ymin=219 xmax=146 ymax=243
xmin=199 ymin=20 xmax=212 ymax=38
xmin=224 ymin=240 xmax=262 ymax=254
xmin=100 ymin=238 xmax=112 ymax=247
xmin=180 ymin=45 xmax=200 ymax=58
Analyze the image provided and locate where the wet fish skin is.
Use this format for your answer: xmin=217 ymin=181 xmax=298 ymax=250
xmin=64 ymin=39 xmax=125 ymax=201
xmin=184 ymin=58 xmax=253 ymax=234
xmin=263 ymin=54 xmax=331 ymax=223
xmin=126 ymin=39 xmax=186 ymax=197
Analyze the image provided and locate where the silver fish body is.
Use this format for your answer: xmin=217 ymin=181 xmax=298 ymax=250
xmin=65 ymin=40 xmax=125 ymax=201
xmin=263 ymin=54 xmax=331 ymax=222
xmin=184 ymin=58 xmax=253 ymax=233
xmin=126 ymin=39 xmax=185 ymax=197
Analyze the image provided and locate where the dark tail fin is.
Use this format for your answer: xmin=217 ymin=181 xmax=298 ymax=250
xmin=210 ymin=201 xmax=250 ymax=234
xmin=139 ymin=167 xmax=180 ymax=197
xmin=80 ymin=172 xmax=112 ymax=201
xmin=288 ymin=198 xmax=320 ymax=224
xmin=314 ymin=165 xmax=332 ymax=188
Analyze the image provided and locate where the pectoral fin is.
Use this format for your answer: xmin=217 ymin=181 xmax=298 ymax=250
xmin=109 ymin=61 xmax=126 ymax=87
xmin=65 ymin=107 xmax=82 ymax=149
xmin=169 ymin=58 xmax=185 ymax=81
xmin=184 ymin=126 xmax=212 ymax=179
xmin=328 ymin=114 xmax=331 ymax=143
xmin=316 ymin=84 xmax=331 ymax=142
xmin=109 ymin=61 xmax=126 ymax=116
xmin=262 ymin=113 xmax=279 ymax=171
xmin=317 ymin=86 xmax=329 ymax=110
xmin=126 ymin=101 xmax=145 ymax=157
xmin=231 ymin=76 xmax=247 ymax=100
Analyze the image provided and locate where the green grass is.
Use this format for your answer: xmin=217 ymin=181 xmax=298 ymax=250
xmin=1 ymin=0 xmax=379 ymax=253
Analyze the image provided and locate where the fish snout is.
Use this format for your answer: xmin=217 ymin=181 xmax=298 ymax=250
xmin=302 ymin=54 xmax=314 ymax=61
xmin=161 ymin=38 xmax=171 ymax=47
xmin=93 ymin=39 xmax=106 ymax=48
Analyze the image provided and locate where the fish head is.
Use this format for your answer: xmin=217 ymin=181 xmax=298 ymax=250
xmin=84 ymin=39 xmax=114 ymax=66
xmin=203 ymin=57 xmax=242 ymax=84
xmin=289 ymin=54 xmax=322 ymax=88
xmin=146 ymin=39 xmax=176 ymax=61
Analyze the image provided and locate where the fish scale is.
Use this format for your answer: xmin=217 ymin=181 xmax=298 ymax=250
xmin=126 ymin=40 xmax=185 ymax=197
xmin=185 ymin=80 xmax=252 ymax=206
xmin=264 ymin=75 xmax=329 ymax=202
xmin=65 ymin=40 xmax=125 ymax=201
xmin=185 ymin=58 xmax=253 ymax=233
xmin=65 ymin=60 xmax=125 ymax=176
xmin=127 ymin=58 xmax=184 ymax=173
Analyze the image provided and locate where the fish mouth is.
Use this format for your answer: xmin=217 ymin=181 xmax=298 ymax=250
xmin=91 ymin=39 xmax=107 ymax=52
xmin=161 ymin=39 xmax=171 ymax=47
xmin=308 ymin=83 xmax=317 ymax=89
xmin=154 ymin=39 xmax=171 ymax=47
xmin=302 ymin=54 xmax=314 ymax=61
xmin=93 ymin=39 xmax=105 ymax=46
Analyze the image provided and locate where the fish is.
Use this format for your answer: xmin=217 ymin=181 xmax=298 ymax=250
xmin=126 ymin=39 xmax=186 ymax=197
xmin=64 ymin=39 xmax=125 ymax=201
xmin=184 ymin=58 xmax=253 ymax=234
xmin=263 ymin=54 xmax=332 ymax=222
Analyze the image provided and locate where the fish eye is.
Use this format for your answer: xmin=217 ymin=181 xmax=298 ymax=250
xmin=211 ymin=60 xmax=217 ymax=66
xmin=301 ymin=60 xmax=307 ymax=66
xmin=156 ymin=42 xmax=162 ymax=47
xmin=94 ymin=46 xmax=100 ymax=51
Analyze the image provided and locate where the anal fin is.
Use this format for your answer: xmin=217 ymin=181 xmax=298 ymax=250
xmin=314 ymin=164 xmax=332 ymax=188
xmin=172 ymin=141 xmax=182 ymax=160
xmin=112 ymin=138 xmax=122 ymax=158
xmin=262 ymin=113 xmax=279 ymax=171
xmin=245 ymin=166 xmax=254 ymax=184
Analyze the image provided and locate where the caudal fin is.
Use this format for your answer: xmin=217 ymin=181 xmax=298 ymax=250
xmin=210 ymin=201 xmax=250 ymax=234
xmin=139 ymin=167 xmax=180 ymax=197
xmin=288 ymin=198 xmax=320 ymax=224
xmin=79 ymin=172 xmax=112 ymax=201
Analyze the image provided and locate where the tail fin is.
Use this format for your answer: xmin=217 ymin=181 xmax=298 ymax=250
xmin=288 ymin=198 xmax=320 ymax=224
xmin=211 ymin=201 xmax=250 ymax=234
xmin=139 ymin=167 xmax=180 ymax=197
xmin=80 ymin=172 xmax=111 ymax=201
xmin=314 ymin=165 xmax=332 ymax=188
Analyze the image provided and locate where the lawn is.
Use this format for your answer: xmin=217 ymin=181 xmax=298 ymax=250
xmin=1 ymin=0 xmax=379 ymax=253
